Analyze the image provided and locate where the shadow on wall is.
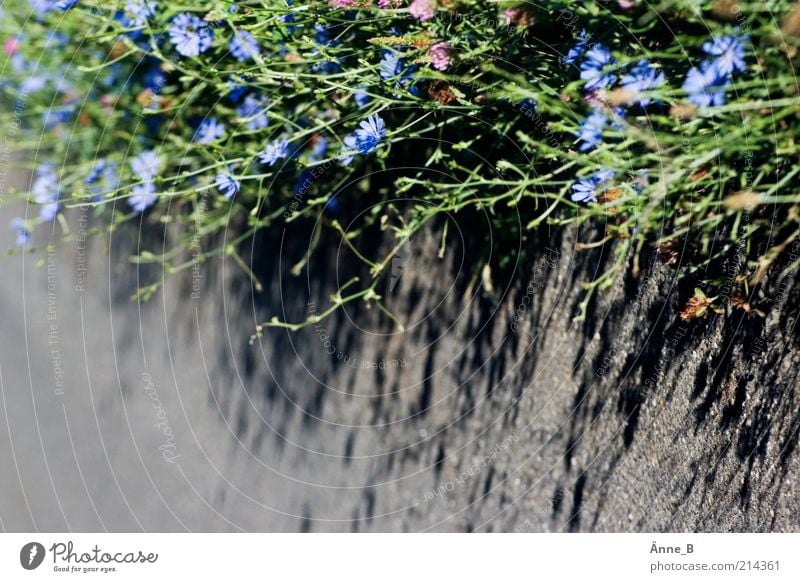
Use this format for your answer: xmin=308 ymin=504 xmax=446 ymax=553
xmin=1 ymin=196 xmax=798 ymax=532
xmin=202 ymin=205 xmax=800 ymax=532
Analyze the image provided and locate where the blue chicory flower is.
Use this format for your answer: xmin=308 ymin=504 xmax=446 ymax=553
xmin=259 ymin=138 xmax=290 ymax=166
xmin=168 ymin=13 xmax=213 ymax=57
xmin=85 ymin=158 xmax=119 ymax=201
xmin=702 ymin=33 xmax=747 ymax=77
xmin=354 ymin=88 xmax=370 ymax=108
xmin=339 ymin=134 xmax=358 ymax=166
xmin=577 ymin=109 xmax=607 ymax=152
xmin=31 ymin=164 xmax=60 ymax=220
xmin=129 ymin=182 xmax=157 ymax=212
xmin=29 ymin=0 xmax=58 ymax=15
xmin=194 ymin=118 xmax=226 ymax=144
xmin=226 ymin=75 xmax=253 ymax=103
xmin=571 ymin=168 xmax=615 ymax=203
xmin=310 ymin=137 xmax=329 ymax=161
xmin=323 ymin=196 xmax=340 ymax=216
xmin=683 ymin=63 xmax=728 ymax=107
xmin=236 ymin=94 xmax=269 ymax=130
xmin=620 ymin=60 xmax=665 ymax=106
xmin=11 ymin=217 xmax=31 ymax=247
xmin=55 ymin=0 xmax=78 ymax=10
xmin=124 ymin=0 xmax=156 ymax=28
xmin=130 ymin=150 xmax=161 ymax=181
xmin=229 ymin=30 xmax=260 ymax=61
xmin=354 ymin=114 xmax=386 ymax=154
xmin=85 ymin=159 xmax=108 ymax=185
xmin=216 ymin=172 xmax=240 ymax=199
xmin=380 ymin=51 xmax=417 ymax=92
xmin=580 ymin=44 xmax=616 ymax=91
xmin=564 ymin=30 xmax=590 ymax=65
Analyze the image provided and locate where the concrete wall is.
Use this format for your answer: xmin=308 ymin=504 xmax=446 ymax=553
xmin=1 ymin=211 xmax=798 ymax=532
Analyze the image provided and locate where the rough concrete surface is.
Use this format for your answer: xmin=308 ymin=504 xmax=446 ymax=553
xmin=0 ymin=209 xmax=798 ymax=532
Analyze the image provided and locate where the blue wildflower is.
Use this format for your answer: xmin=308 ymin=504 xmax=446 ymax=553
xmin=339 ymin=134 xmax=358 ymax=166
xmin=620 ymin=60 xmax=665 ymax=106
xmin=702 ymin=33 xmax=747 ymax=77
xmin=314 ymin=59 xmax=342 ymax=75
xmin=55 ymin=0 xmax=78 ymax=10
xmin=580 ymin=44 xmax=616 ymax=91
xmin=11 ymin=218 xmax=31 ymax=247
xmin=168 ymin=13 xmax=213 ymax=57
xmin=323 ymin=196 xmax=340 ymax=216
xmin=594 ymin=168 xmax=615 ymax=183
xmin=20 ymin=70 xmax=48 ymax=94
xmin=380 ymin=51 xmax=417 ymax=91
xmin=354 ymin=114 xmax=386 ymax=154
xmin=129 ymin=182 xmax=157 ymax=212
xmin=259 ymin=138 xmax=290 ymax=166
xmin=102 ymin=62 xmax=123 ymax=87
xmin=226 ymin=76 xmax=252 ymax=103
xmin=683 ymin=63 xmax=728 ymax=107
xmin=40 ymin=200 xmax=60 ymax=221
xmin=194 ymin=118 xmax=226 ymax=144
xmin=100 ymin=161 xmax=119 ymax=192
xmin=310 ymin=136 xmax=328 ymax=161
xmin=354 ymin=88 xmax=370 ymax=108
xmin=571 ymin=169 xmax=615 ymax=204
xmin=86 ymin=159 xmax=118 ymax=201
xmin=236 ymin=94 xmax=268 ymax=130
xmin=315 ymin=24 xmax=332 ymax=45
xmin=43 ymin=103 xmax=76 ymax=128
xmin=85 ymin=159 xmax=107 ymax=185
xmin=281 ymin=0 xmax=298 ymax=33
xmin=215 ymin=172 xmax=240 ymax=199
xmin=577 ymin=109 xmax=607 ymax=152
xmin=308 ymin=25 xmax=341 ymax=73
xmin=29 ymin=0 xmax=58 ymax=15
xmin=282 ymin=13 xmax=297 ymax=33
xmin=124 ymin=0 xmax=156 ymax=28
xmin=142 ymin=61 xmax=168 ymax=91
xmin=130 ymin=150 xmax=161 ymax=181
xmin=229 ymin=30 xmax=260 ymax=61
xmin=380 ymin=51 xmax=404 ymax=79
xmin=571 ymin=178 xmax=599 ymax=204
xmin=32 ymin=164 xmax=60 ymax=220
xmin=564 ymin=30 xmax=590 ymax=65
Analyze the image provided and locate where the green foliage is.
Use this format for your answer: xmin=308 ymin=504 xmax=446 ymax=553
xmin=2 ymin=0 xmax=799 ymax=326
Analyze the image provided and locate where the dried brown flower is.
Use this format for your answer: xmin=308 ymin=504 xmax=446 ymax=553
xmin=428 ymin=80 xmax=458 ymax=105
xmin=656 ymin=240 xmax=680 ymax=268
xmin=680 ymin=288 xmax=719 ymax=321
xmin=598 ymin=187 xmax=623 ymax=204
xmin=730 ymin=294 xmax=752 ymax=312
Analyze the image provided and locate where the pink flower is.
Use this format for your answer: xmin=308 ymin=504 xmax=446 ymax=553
xmin=4 ymin=38 xmax=20 ymax=55
xmin=503 ymin=8 xmax=520 ymax=26
xmin=429 ymin=42 xmax=451 ymax=71
xmin=378 ymin=0 xmax=402 ymax=7
xmin=329 ymin=0 xmax=358 ymax=7
xmin=409 ymin=0 xmax=435 ymax=22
